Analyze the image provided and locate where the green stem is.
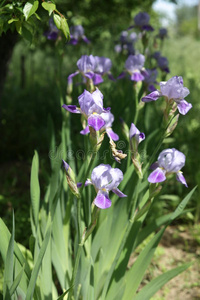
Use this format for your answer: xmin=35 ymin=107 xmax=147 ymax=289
xmin=68 ymin=244 xmax=82 ymax=299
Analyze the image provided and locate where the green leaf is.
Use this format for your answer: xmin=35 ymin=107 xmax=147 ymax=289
xmin=23 ymin=1 xmax=39 ymax=21
xmin=122 ymin=228 xmax=166 ymax=300
xmin=53 ymin=14 xmax=61 ymax=29
xmin=60 ymin=17 xmax=70 ymax=40
xmin=8 ymin=18 xmax=19 ymax=24
xmin=57 ymin=287 xmax=72 ymax=300
xmin=133 ymin=263 xmax=192 ymax=300
xmin=25 ymin=218 xmax=52 ymax=300
xmin=10 ymin=264 xmax=25 ymax=296
xmin=42 ymin=2 xmax=56 ymax=16
xmin=30 ymin=150 xmax=40 ymax=227
xmin=3 ymin=212 xmax=15 ymax=298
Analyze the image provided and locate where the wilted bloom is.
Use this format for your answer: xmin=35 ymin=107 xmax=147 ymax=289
xmin=62 ymin=88 xmax=110 ymax=131
xmin=119 ymin=54 xmax=146 ymax=81
xmin=130 ymin=12 xmax=154 ymax=32
xmin=129 ymin=123 xmax=145 ymax=178
xmin=62 ymin=160 xmax=80 ymax=197
xmin=86 ymin=164 xmax=127 ymax=209
xmin=148 ymin=148 xmax=188 ymax=187
xmin=44 ymin=18 xmax=60 ymax=40
xmin=143 ymin=68 xmax=158 ymax=92
xmin=68 ymin=55 xmax=113 ymax=86
xmin=142 ymin=76 xmax=192 ymax=115
xmin=80 ymin=111 xmax=119 ymax=140
xmin=69 ymin=25 xmax=90 ymax=45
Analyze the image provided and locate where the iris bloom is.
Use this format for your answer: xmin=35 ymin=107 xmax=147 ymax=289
xmin=62 ymin=89 xmax=110 ymax=131
xmin=69 ymin=25 xmax=90 ymax=45
xmin=129 ymin=12 xmax=154 ymax=32
xmin=86 ymin=164 xmax=127 ymax=209
xmin=44 ymin=18 xmax=59 ymax=40
xmin=119 ymin=54 xmax=146 ymax=82
xmin=148 ymin=148 xmax=188 ymax=187
xmin=115 ymin=31 xmax=137 ymax=55
xmin=68 ymin=55 xmax=114 ymax=85
xmin=80 ymin=111 xmax=119 ymax=141
xmin=143 ymin=69 xmax=158 ymax=92
xmin=142 ymin=76 xmax=192 ymax=115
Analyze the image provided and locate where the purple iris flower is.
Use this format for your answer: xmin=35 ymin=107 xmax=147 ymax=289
xmin=157 ymin=28 xmax=168 ymax=40
xmin=44 ymin=18 xmax=60 ymax=40
xmin=142 ymin=76 xmax=192 ymax=115
xmin=86 ymin=164 xmax=127 ymax=209
xmin=157 ymin=56 xmax=170 ymax=73
xmin=148 ymin=148 xmax=188 ymax=187
xmin=69 ymin=25 xmax=90 ymax=45
xmin=143 ymin=69 xmax=158 ymax=92
xmin=80 ymin=111 xmax=119 ymax=141
xmin=115 ymin=31 xmax=137 ymax=55
xmin=119 ymin=54 xmax=146 ymax=81
xmin=62 ymin=88 xmax=110 ymax=131
xmin=130 ymin=12 xmax=154 ymax=32
xmin=68 ymin=55 xmax=113 ymax=85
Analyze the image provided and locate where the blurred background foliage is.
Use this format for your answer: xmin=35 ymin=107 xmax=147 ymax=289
xmin=0 ymin=0 xmax=200 ymax=245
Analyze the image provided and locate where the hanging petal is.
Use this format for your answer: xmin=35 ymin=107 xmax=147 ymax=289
xmin=62 ymin=104 xmax=81 ymax=114
xmin=176 ymin=171 xmax=188 ymax=187
xmin=94 ymin=191 xmax=112 ymax=209
xmin=142 ymin=90 xmax=161 ymax=102
xmin=106 ymin=128 xmax=119 ymax=141
xmin=88 ymin=115 xmax=105 ymax=131
xmin=148 ymin=167 xmax=166 ymax=183
xmin=80 ymin=126 xmax=90 ymax=135
xmin=92 ymin=73 xmax=104 ymax=85
xmin=112 ymin=188 xmax=127 ymax=198
xmin=68 ymin=71 xmax=79 ymax=84
xmin=131 ymin=71 xmax=144 ymax=82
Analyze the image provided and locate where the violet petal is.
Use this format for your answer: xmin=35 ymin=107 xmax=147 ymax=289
xmin=176 ymin=171 xmax=188 ymax=187
xmin=142 ymin=90 xmax=161 ymax=102
xmin=176 ymin=100 xmax=192 ymax=115
xmin=148 ymin=168 xmax=166 ymax=183
xmin=88 ymin=115 xmax=105 ymax=131
xmin=62 ymin=104 xmax=81 ymax=114
xmin=106 ymin=128 xmax=119 ymax=141
xmin=112 ymin=188 xmax=127 ymax=198
xmin=80 ymin=126 xmax=90 ymax=135
xmin=94 ymin=191 xmax=112 ymax=209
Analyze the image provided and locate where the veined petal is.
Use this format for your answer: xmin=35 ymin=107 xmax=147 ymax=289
xmin=94 ymin=191 xmax=112 ymax=209
xmin=142 ymin=90 xmax=161 ymax=102
xmin=176 ymin=171 xmax=188 ymax=187
xmin=85 ymin=71 xmax=94 ymax=79
xmin=106 ymin=128 xmax=119 ymax=141
xmin=112 ymin=188 xmax=127 ymax=198
xmin=131 ymin=71 xmax=144 ymax=82
xmin=148 ymin=167 xmax=166 ymax=183
xmin=62 ymin=104 xmax=81 ymax=114
xmin=93 ymin=73 xmax=104 ymax=85
xmin=88 ymin=115 xmax=105 ymax=131
xmin=176 ymin=100 xmax=192 ymax=115
xmin=80 ymin=126 xmax=90 ymax=135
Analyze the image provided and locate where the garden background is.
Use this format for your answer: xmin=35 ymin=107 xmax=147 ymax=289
xmin=0 ymin=0 xmax=200 ymax=299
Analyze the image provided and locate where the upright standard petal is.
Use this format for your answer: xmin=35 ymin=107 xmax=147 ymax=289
xmin=94 ymin=191 xmax=112 ymax=209
xmin=148 ymin=168 xmax=166 ymax=183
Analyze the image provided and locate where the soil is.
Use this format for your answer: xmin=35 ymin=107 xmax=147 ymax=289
xmin=147 ymin=226 xmax=200 ymax=300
